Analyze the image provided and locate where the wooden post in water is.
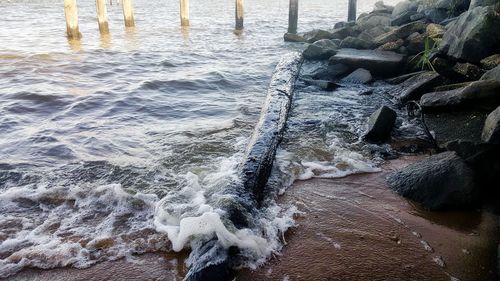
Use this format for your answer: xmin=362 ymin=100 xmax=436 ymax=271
xmin=122 ymin=0 xmax=135 ymax=27
xmin=348 ymin=0 xmax=357 ymax=22
xmin=235 ymin=0 xmax=244 ymax=30
xmin=180 ymin=0 xmax=189 ymax=26
xmin=64 ymin=0 xmax=81 ymax=39
xmin=96 ymin=0 xmax=110 ymax=34
xmin=288 ymin=0 xmax=298 ymax=34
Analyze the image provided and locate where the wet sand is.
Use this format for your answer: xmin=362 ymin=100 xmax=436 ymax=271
xmin=6 ymin=156 xmax=499 ymax=281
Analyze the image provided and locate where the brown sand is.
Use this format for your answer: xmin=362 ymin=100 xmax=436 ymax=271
xmin=5 ymin=156 xmax=499 ymax=281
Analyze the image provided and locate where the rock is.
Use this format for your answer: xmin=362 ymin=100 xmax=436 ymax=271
xmin=410 ymin=13 xmax=426 ymax=21
xmin=385 ymin=70 xmax=428 ymax=84
xmin=421 ymin=80 xmax=500 ymax=111
xmin=329 ymin=48 xmax=405 ymax=77
xmin=469 ymin=0 xmax=498 ymax=9
xmin=357 ymin=13 xmax=392 ymax=29
xmin=393 ymin=71 xmax=442 ymax=102
xmin=426 ymin=24 xmax=446 ymax=39
xmin=378 ymin=39 xmax=404 ymax=51
xmin=406 ymin=33 xmax=428 ymax=55
xmin=440 ymin=16 xmax=459 ymax=26
xmin=452 ymin=62 xmax=485 ymax=80
xmin=302 ymin=29 xmax=335 ymax=43
xmin=425 ymin=8 xmax=449 ymax=23
xmin=365 ymin=106 xmax=397 ymax=142
xmin=334 ymin=21 xmax=347 ymax=29
xmin=374 ymin=1 xmax=394 ymax=13
xmin=436 ymin=0 xmax=471 ymax=13
xmin=425 ymin=110 xmax=488 ymax=145
xmin=339 ymin=36 xmax=373 ymax=49
xmin=357 ymin=26 xmax=393 ymax=42
xmin=480 ymin=65 xmax=500 ymax=81
xmin=482 ymin=106 xmax=500 ymax=144
xmin=284 ymin=33 xmax=306 ymax=42
xmin=374 ymin=21 xmax=427 ymax=45
xmin=433 ymin=81 xmax=472 ymax=91
xmin=330 ymin=26 xmax=361 ymax=40
xmin=391 ymin=10 xmax=418 ymax=26
xmin=439 ymin=6 xmax=500 ymax=63
xmin=387 ymin=151 xmax=479 ymax=210
xmin=303 ymin=78 xmax=339 ymax=91
xmin=303 ymin=39 xmax=338 ymax=60
xmin=392 ymin=0 xmax=418 ymax=17
xmin=341 ymin=68 xmax=373 ymax=84
xmin=480 ymin=54 xmax=500 ymax=70
xmin=311 ymin=63 xmax=351 ymax=80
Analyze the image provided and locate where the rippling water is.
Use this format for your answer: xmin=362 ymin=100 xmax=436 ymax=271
xmin=0 ymin=0 xmax=401 ymax=277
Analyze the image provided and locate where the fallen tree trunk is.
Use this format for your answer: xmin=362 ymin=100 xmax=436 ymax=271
xmin=184 ymin=52 xmax=303 ymax=281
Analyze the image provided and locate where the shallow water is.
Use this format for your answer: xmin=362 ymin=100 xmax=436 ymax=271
xmin=0 ymin=0 xmax=401 ymax=277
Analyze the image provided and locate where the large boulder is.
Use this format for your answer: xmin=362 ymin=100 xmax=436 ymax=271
xmin=341 ymin=68 xmax=373 ymax=84
xmin=365 ymin=106 xmax=397 ymax=142
xmin=469 ymin=0 xmax=498 ymax=9
xmin=452 ymin=62 xmax=485 ymax=80
xmin=329 ymin=48 xmax=405 ymax=76
xmin=302 ymin=29 xmax=335 ymax=43
xmin=480 ymin=65 xmax=500 ymax=81
xmin=388 ymin=152 xmax=479 ymax=210
xmin=311 ymin=63 xmax=350 ymax=80
xmin=377 ymin=39 xmax=404 ymax=51
xmin=436 ymin=0 xmax=471 ymax=12
xmin=421 ymin=80 xmax=500 ymax=111
xmin=482 ymin=106 xmax=500 ymax=144
xmin=390 ymin=10 xmax=418 ymax=26
xmin=439 ymin=6 xmax=500 ymax=63
xmin=303 ymin=39 xmax=338 ymax=60
xmin=425 ymin=8 xmax=449 ymax=23
xmin=393 ymin=71 xmax=442 ymax=102
xmin=284 ymin=33 xmax=307 ymax=42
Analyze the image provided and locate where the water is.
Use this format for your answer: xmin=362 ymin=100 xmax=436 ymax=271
xmin=0 ymin=0 xmax=401 ymax=277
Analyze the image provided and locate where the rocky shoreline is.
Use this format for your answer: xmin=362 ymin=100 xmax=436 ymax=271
xmin=285 ymin=0 xmax=500 ymax=213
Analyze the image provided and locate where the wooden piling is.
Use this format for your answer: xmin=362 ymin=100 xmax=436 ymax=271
xmin=96 ymin=0 xmax=110 ymax=34
xmin=288 ymin=0 xmax=298 ymax=34
xmin=64 ymin=0 xmax=81 ymax=39
xmin=180 ymin=0 xmax=189 ymax=26
xmin=348 ymin=0 xmax=357 ymax=22
xmin=122 ymin=0 xmax=135 ymax=27
xmin=235 ymin=0 xmax=244 ymax=30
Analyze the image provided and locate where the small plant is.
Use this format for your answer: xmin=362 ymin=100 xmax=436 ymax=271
xmin=411 ymin=37 xmax=438 ymax=72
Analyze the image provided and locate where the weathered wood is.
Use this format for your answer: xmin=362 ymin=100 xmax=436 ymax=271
xmin=180 ymin=0 xmax=189 ymax=26
xmin=96 ymin=0 xmax=110 ymax=34
xmin=235 ymin=0 xmax=244 ymax=30
xmin=288 ymin=0 xmax=298 ymax=34
xmin=184 ymin=52 xmax=304 ymax=281
xmin=64 ymin=0 xmax=81 ymax=39
xmin=348 ymin=0 xmax=357 ymax=22
xmin=122 ymin=0 xmax=135 ymax=27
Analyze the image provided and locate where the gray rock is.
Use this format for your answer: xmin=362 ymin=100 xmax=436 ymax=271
xmin=480 ymin=54 xmax=500 ymax=70
xmin=426 ymin=23 xmax=446 ymax=39
xmin=440 ymin=17 xmax=458 ymax=26
xmin=341 ymin=68 xmax=373 ymax=84
xmin=303 ymin=39 xmax=338 ymax=60
xmin=385 ymin=70 xmax=428 ymax=84
xmin=436 ymin=0 xmax=471 ymax=12
xmin=357 ymin=13 xmax=392 ymax=29
xmin=357 ymin=25 xmax=394 ymax=42
xmin=339 ymin=36 xmax=374 ymax=49
xmin=480 ymin=65 xmax=500 ymax=81
xmin=393 ymin=71 xmax=442 ymax=102
xmin=392 ymin=0 xmax=418 ymax=17
xmin=406 ymin=32 xmax=427 ymax=55
xmin=311 ymin=63 xmax=351 ymax=80
xmin=421 ymin=80 xmax=500 ymax=111
xmin=391 ymin=10 xmax=418 ymax=26
xmin=482 ymin=106 xmax=500 ymax=143
xmin=374 ymin=21 xmax=427 ymax=45
xmin=425 ymin=8 xmax=449 ymax=23
xmin=410 ymin=13 xmax=426 ymax=21
xmin=469 ymin=0 xmax=498 ymax=9
xmin=377 ymin=39 xmax=404 ymax=51
xmin=387 ymin=151 xmax=479 ymax=210
xmin=365 ymin=106 xmax=397 ymax=142
xmin=425 ymin=110 xmax=487 ymax=145
xmin=330 ymin=26 xmax=361 ymax=40
xmin=303 ymin=78 xmax=339 ymax=91
xmin=284 ymin=33 xmax=306 ymax=42
xmin=329 ymin=48 xmax=405 ymax=76
xmin=302 ymin=29 xmax=335 ymax=43
xmin=439 ymin=6 xmax=500 ymax=63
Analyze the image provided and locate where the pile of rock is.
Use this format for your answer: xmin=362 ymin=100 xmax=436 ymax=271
xmin=284 ymin=0 xmax=500 ymax=210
